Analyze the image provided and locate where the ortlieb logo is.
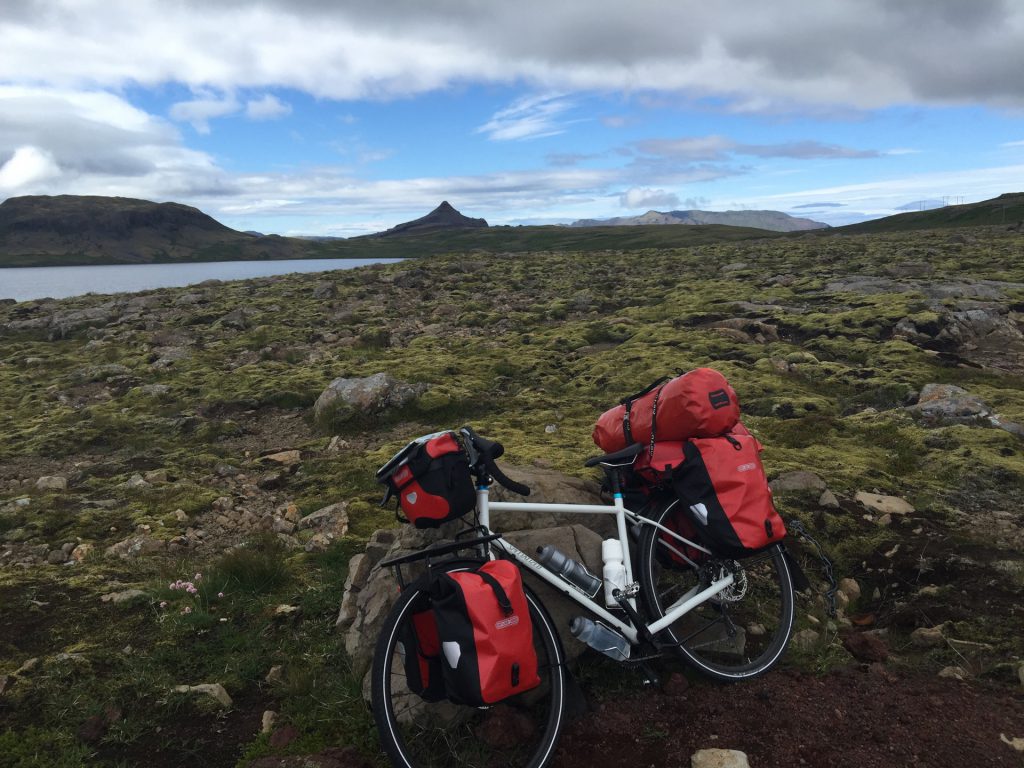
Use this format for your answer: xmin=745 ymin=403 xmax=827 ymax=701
xmin=494 ymin=615 xmax=520 ymax=630
xmin=394 ymin=465 xmax=412 ymax=485
xmin=737 ymin=462 xmax=756 ymax=472
xmin=708 ymin=389 xmax=730 ymax=410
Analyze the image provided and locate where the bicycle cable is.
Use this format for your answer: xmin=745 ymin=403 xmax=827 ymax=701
xmin=786 ymin=518 xmax=838 ymax=618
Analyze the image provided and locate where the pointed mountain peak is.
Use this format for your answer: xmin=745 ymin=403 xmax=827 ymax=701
xmin=375 ymin=201 xmax=488 ymax=237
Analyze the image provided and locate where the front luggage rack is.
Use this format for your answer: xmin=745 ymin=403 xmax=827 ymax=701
xmin=380 ymin=532 xmax=502 ymax=589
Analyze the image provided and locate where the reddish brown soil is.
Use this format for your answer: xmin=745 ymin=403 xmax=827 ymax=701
xmin=555 ymin=666 xmax=1024 ymax=768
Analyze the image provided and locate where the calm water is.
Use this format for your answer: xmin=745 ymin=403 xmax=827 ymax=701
xmin=0 ymin=258 xmax=405 ymax=302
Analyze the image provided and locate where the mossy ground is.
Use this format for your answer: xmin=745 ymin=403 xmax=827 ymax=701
xmin=1 ymin=225 xmax=1022 ymax=765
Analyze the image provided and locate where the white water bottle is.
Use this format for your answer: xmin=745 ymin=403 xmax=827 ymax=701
xmin=602 ymin=538 xmax=627 ymax=608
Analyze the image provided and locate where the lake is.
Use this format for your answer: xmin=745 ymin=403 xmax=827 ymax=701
xmin=0 ymin=258 xmax=406 ymax=302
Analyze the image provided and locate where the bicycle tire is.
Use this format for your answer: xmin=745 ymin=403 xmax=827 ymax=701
xmin=638 ymin=499 xmax=795 ymax=681
xmin=371 ymin=559 xmax=566 ymax=768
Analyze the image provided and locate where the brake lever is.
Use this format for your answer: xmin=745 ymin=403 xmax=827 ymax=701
xmin=459 ymin=426 xmax=480 ymax=466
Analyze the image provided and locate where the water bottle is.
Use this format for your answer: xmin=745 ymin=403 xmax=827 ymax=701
xmin=570 ymin=617 xmax=631 ymax=661
xmin=536 ymin=545 xmax=602 ymax=598
xmin=602 ymin=539 xmax=627 ymax=608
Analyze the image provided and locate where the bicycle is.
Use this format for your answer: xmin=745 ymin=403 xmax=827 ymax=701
xmin=371 ymin=425 xmax=799 ymax=768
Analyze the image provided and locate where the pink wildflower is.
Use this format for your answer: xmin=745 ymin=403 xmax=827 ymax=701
xmin=217 ymin=592 xmax=225 ymax=598
xmin=182 ymin=606 xmax=192 ymax=614
xmin=194 ymin=572 xmax=202 ymax=581
xmin=186 ymin=585 xmax=198 ymax=594
xmin=159 ymin=601 xmax=167 ymax=609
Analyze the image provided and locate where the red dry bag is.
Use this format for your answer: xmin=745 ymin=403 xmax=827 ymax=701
xmin=593 ymin=368 xmax=740 ymax=453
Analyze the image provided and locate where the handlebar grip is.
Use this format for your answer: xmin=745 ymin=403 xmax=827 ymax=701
xmin=462 ymin=425 xmax=530 ymax=496
xmin=485 ymin=454 xmax=531 ymax=497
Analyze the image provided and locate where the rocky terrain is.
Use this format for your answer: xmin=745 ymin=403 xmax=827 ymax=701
xmin=1 ymin=224 xmax=1023 ymax=766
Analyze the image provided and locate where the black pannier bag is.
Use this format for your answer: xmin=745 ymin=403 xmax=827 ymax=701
xmin=398 ymin=591 xmax=447 ymax=701
xmin=429 ymin=560 xmax=541 ymax=706
xmin=376 ymin=431 xmax=476 ymax=528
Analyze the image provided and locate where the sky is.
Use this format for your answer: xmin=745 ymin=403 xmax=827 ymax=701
xmin=1 ymin=1 xmax=1024 ymax=236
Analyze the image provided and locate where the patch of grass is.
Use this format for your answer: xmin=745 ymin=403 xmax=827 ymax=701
xmin=0 ymin=726 xmax=94 ymax=767
xmin=203 ymin=533 xmax=292 ymax=596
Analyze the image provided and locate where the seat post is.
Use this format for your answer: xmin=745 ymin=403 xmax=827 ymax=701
xmin=605 ymin=467 xmax=623 ymax=496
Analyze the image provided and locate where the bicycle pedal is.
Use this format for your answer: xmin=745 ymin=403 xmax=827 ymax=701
xmin=636 ymin=661 xmax=661 ymax=687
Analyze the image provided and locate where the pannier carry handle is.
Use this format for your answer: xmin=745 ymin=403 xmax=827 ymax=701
xmin=476 ymin=569 xmax=514 ymax=615
xmin=619 ymin=376 xmax=670 ymax=448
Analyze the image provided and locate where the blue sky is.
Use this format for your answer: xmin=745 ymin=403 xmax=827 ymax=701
xmin=2 ymin=1 xmax=1023 ymax=235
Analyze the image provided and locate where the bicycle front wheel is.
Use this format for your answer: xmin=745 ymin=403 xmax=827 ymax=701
xmin=371 ymin=559 xmax=566 ymax=768
xmin=639 ymin=499 xmax=795 ymax=682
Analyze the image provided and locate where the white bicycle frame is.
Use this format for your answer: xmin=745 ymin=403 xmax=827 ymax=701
xmin=476 ymin=484 xmax=735 ymax=646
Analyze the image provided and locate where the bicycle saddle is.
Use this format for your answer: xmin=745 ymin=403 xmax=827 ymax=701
xmin=584 ymin=442 xmax=644 ymax=467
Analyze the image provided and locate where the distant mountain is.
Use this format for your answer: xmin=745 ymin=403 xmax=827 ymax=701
xmin=570 ymin=209 xmax=829 ymax=232
xmin=837 ymin=193 xmax=1024 ymax=234
xmin=0 ymin=195 xmax=311 ymax=267
xmin=0 ymin=194 xmax=786 ymax=268
xmin=370 ymin=201 xmax=488 ymax=238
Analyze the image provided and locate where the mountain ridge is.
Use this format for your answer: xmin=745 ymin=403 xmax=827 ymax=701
xmin=570 ymin=208 xmax=829 ymax=232
xmin=0 ymin=194 xmax=307 ymax=266
xmin=834 ymin=192 xmax=1024 ymax=233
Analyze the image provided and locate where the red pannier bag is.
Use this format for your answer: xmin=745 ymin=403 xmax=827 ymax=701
xmin=593 ymin=368 xmax=741 ymax=453
xmin=672 ymin=431 xmax=786 ymax=558
xmin=398 ymin=591 xmax=447 ymax=701
xmin=430 ymin=560 xmax=541 ymax=706
xmin=631 ymin=423 xmax=751 ymax=486
xmin=631 ymin=422 xmax=780 ymax=561
xmin=377 ymin=431 xmax=476 ymax=528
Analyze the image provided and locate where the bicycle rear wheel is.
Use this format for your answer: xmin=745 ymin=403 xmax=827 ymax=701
xmin=638 ymin=499 xmax=795 ymax=682
xmin=371 ymin=559 xmax=566 ymax=768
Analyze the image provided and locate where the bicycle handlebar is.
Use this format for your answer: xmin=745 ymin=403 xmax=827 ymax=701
xmin=460 ymin=425 xmax=532 ymax=497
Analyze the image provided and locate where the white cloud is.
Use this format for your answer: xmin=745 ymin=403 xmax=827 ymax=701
xmin=1002 ymin=139 xmax=1024 ymax=148
xmin=634 ymin=135 xmax=879 ymax=161
xmin=3 ymin=1 xmax=1023 ymax=110
xmin=724 ymin=162 xmax=1024 ymax=224
xmin=635 ymin=136 xmax=735 ymax=161
xmin=0 ymin=86 xmax=231 ymax=199
xmin=169 ymin=91 xmax=240 ymax=133
xmin=620 ymin=187 xmax=680 ymax=209
xmin=0 ymin=146 xmax=61 ymax=191
xmin=245 ymin=94 xmax=292 ymax=121
xmin=477 ymin=94 xmax=574 ymax=141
